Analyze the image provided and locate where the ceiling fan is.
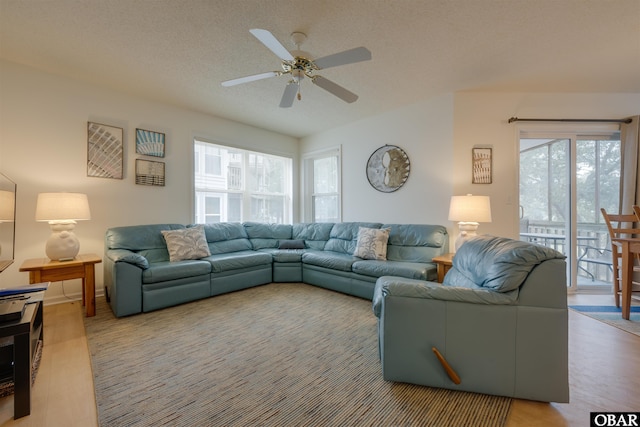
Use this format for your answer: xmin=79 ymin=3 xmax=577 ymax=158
xmin=221 ymin=29 xmax=372 ymax=108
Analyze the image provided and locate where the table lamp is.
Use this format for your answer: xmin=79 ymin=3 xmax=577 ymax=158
xmin=0 ymin=190 xmax=15 ymax=257
xmin=448 ymin=194 xmax=492 ymax=251
xmin=35 ymin=192 xmax=91 ymax=261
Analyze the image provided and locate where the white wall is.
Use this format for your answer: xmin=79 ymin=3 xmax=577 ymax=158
xmin=301 ymin=94 xmax=455 ymax=229
xmin=452 ymin=92 xmax=640 ymax=240
xmin=2 ymin=58 xmax=638 ymax=302
xmin=301 ymin=91 xmax=640 ymax=248
xmin=0 ymin=60 xmax=298 ymax=301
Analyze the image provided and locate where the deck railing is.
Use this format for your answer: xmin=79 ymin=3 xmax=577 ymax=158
xmin=520 ymin=220 xmax=612 ymax=285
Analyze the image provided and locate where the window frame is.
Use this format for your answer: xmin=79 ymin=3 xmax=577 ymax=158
xmin=193 ymin=138 xmax=293 ymax=224
xmin=302 ymin=146 xmax=342 ymax=223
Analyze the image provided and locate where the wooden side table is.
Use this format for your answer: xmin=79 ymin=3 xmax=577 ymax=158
xmin=432 ymin=253 xmax=455 ymax=283
xmin=19 ymin=254 xmax=102 ymax=317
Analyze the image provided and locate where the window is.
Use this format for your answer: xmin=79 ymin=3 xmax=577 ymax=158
xmin=194 ymin=140 xmax=292 ymax=224
xmin=303 ymin=147 xmax=341 ymax=222
xmin=519 ymin=130 xmax=621 ymax=290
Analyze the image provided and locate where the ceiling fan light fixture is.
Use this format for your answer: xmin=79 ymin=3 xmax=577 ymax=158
xmin=292 ymin=69 xmax=304 ymax=83
xmin=290 ymin=31 xmax=307 ymax=49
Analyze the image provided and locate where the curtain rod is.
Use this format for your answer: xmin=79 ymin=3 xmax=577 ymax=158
xmin=508 ymin=117 xmax=632 ymax=124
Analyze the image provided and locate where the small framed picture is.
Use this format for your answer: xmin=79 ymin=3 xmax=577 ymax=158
xmin=87 ymin=122 xmax=124 ymax=179
xmin=472 ymin=147 xmax=492 ymax=184
xmin=136 ymin=128 xmax=165 ymax=158
xmin=136 ymin=159 xmax=165 ymax=186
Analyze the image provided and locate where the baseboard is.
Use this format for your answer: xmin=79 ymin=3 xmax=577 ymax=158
xmin=43 ymin=287 xmax=105 ymax=306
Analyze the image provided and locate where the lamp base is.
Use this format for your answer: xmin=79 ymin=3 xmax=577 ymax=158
xmin=454 ymin=222 xmax=479 ymax=251
xmin=45 ymin=221 xmax=80 ymax=261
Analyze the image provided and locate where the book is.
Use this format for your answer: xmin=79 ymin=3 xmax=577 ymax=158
xmin=0 ymin=282 xmax=49 ymax=298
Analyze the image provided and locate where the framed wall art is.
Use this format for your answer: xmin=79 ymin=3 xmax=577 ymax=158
xmin=136 ymin=128 xmax=165 ymax=158
xmin=135 ymin=159 xmax=165 ymax=186
xmin=366 ymin=145 xmax=411 ymax=193
xmin=87 ymin=122 xmax=123 ymax=179
xmin=472 ymin=147 xmax=492 ymax=184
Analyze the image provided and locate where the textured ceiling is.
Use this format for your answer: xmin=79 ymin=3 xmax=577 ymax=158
xmin=1 ymin=0 xmax=639 ymax=138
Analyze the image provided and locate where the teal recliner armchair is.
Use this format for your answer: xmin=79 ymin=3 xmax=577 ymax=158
xmin=372 ymin=235 xmax=570 ymax=403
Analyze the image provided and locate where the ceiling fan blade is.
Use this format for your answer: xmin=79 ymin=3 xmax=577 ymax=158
xmin=313 ymin=47 xmax=371 ymax=70
xmin=279 ymin=81 xmax=298 ymax=108
xmin=312 ymin=76 xmax=358 ymax=103
xmin=249 ymin=29 xmax=295 ymax=62
xmin=221 ymin=71 xmax=280 ymax=87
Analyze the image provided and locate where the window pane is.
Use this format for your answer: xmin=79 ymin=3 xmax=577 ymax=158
xmin=313 ymin=195 xmax=338 ymax=223
xmin=194 ymin=140 xmax=292 ymax=224
xmin=598 ymin=139 xmax=621 ymax=217
xmin=314 ymin=157 xmax=338 ymax=193
xmin=250 ymin=195 xmax=284 ymax=223
xmin=227 ymin=193 xmax=242 ymax=222
xmin=205 ymin=197 xmax=220 ymax=213
xmin=519 ymin=145 xmax=549 ymax=221
xmin=576 ymin=140 xmax=596 ymax=223
xmin=248 ymin=153 xmax=286 ymax=193
xmin=549 ymin=141 xmax=568 ymax=222
xmin=205 ymin=152 xmax=221 ymax=176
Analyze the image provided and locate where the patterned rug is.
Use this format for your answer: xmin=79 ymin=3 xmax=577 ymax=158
xmin=84 ymin=283 xmax=512 ymax=427
xmin=0 ymin=340 xmax=43 ymax=398
xmin=569 ymin=305 xmax=640 ymax=337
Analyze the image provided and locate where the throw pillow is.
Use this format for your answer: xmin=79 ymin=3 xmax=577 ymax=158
xmin=353 ymin=227 xmax=390 ymax=260
xmin=278 ymin=239 xmax=305 ymax=249
xmin=161 ymin=225 xmax=211 ymax=262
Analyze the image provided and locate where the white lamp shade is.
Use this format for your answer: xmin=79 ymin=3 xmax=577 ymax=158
xmin=36 ymin=192 xmax=91 ymax=222
xmin=448 ymin=194 xmax=492 ymax=223
xmin=0 ymin=190 xmax=15 ymax=222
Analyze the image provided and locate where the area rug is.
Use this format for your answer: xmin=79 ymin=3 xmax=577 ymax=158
xmin=569 ymin=305 xmax=640 ymax=337
xmin=84 ymin=283 xmax=512 ymax=427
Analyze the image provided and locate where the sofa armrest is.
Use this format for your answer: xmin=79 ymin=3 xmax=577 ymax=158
xmin=106 ymin=249 xmax=149 ymax=269
xmin=104 ymin=251 xmax=145 ymax=317
xmin=372 ymin=276 xmax=517 ymax=317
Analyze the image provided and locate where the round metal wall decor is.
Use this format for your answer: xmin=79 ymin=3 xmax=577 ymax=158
xmin=366 ymin=145 xmax=411 ymax=193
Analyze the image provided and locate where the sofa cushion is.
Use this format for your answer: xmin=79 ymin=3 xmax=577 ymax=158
xmin=352 ymin=260 xmax=432 ymax=280
xmin=353 ymin=227 xmax=390 ymax=260
xmin=106 ymin=223 xmax=185 ymax=251
xmin=201 ymin=223 xmax=253 ymax=254
xmin=302 ymin=250 xmax=358 ymax=272
xmin=105 ymin=223 xmax=185 ymax=263
xmin=161 ymin=225 xmax=211 ymax=262
xmin=271 ymin=249 xmax=305 ymax=262
xmin=243 ymin=222 xmax=293 ymax=250
xmin=444 ymin=235 xmax=566 ymax=292
xmin=292 ymin=223 xmax=334 ymax=250
xmin=383 ymin=224 xmax=449 ymax=262
xmin=204 ymin=250 xmax=273 ymax=273
xmin=324 ymin=222 xmax=382 ymax=254
xmin=142 ymin=260 xmax=212 ymax=283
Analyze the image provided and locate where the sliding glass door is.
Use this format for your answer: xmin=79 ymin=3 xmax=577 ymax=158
xmin=519 ymin=130 xmax=621 ymax=291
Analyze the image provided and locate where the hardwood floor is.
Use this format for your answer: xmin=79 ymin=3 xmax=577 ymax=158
xmin=0 ymin=293 xmax=637 ymax=427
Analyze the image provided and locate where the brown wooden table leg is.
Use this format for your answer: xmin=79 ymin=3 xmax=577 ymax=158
xmin=84 ymin=264 xmax=96 ymax=317
xmin=621 ymin=240 xmax=632 ymax=320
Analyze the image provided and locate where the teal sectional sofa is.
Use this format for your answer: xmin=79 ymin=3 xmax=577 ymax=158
xmin=104 ymin=222 xmax=449 ymax=317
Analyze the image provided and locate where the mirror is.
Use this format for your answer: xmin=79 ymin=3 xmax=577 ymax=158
xmin=0 ymin=173 xmax=16 ymax=273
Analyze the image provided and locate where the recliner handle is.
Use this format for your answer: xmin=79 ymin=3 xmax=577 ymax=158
xmin=432 ymin=347 xmax=461 ymax=384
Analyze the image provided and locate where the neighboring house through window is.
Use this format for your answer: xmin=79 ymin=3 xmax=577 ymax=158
xmin=194 ymin=139 xmax=293 ymax=224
